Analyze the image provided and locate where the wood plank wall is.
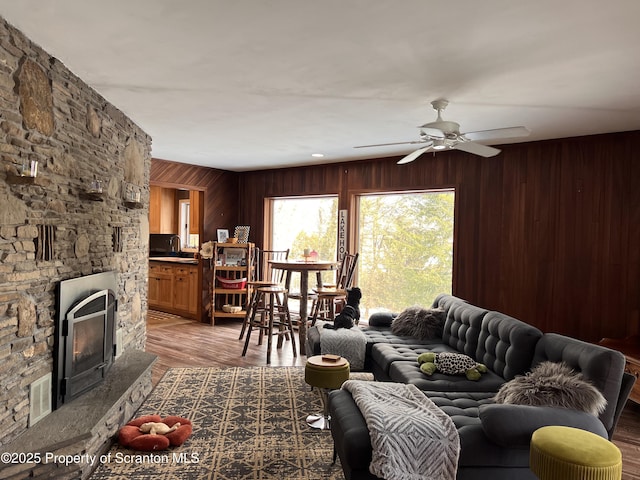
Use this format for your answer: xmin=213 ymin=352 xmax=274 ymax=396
xmin=238 ymin=131 xmax=640 ymax=343
xmin=150 ymin=157 xmax=239 ymax=242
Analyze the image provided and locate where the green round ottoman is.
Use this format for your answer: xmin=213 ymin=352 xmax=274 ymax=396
xmin=530 ymin=426 xmax=622 ymax=480
xmin=304 ymin=355 xmax=350 ymax=429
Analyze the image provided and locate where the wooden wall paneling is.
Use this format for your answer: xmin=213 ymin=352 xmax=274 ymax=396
xmin=622 ymin=140 xmax=640 ymax=337
xmin=524 ymin=143 xmax=561 ymax=334
xmin=151 ymin=158 xmax=239 ymax=242
xmin=450 ymin=154 xmax=483 ymax=305
xmin=473 ymin=155 xmax=506 ymax=311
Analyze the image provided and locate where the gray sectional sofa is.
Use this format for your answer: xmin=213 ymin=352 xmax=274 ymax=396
xmin=317 ymin=294 xmax=635 ymax=480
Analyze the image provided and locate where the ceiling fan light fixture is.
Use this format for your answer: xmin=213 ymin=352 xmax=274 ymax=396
xmin=432 ymin=139 xmax=447 ymax=150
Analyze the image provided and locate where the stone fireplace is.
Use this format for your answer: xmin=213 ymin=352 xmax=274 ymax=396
xmin=0 ymin=14 xmax=152 ymax=454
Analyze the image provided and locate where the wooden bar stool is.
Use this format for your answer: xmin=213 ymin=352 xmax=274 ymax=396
xmin=239 ymin=248 xmax=289 ymax=340
xmin=241 ymin=285 xmax=297 ymax=364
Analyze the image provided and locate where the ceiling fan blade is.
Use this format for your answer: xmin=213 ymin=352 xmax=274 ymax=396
xmin=397 ymin=144 xmax=433 ymax=165
xmin=354 ymin=140 xmax=427 ymax=149
xmin=418 ymin=126 xmax=446 ymax=139
xmin=463 ymin=126 xmax=530 ymax=142
xmin=453 ymin=141 xmax=501 ymax=157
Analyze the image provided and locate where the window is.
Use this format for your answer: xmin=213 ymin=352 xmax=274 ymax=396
xmin=179 ymin=199 xmax=190 ymax=248
xmin=268 ymin=195 xmax=339 ymax=291
xmin=269 ymin=196 xmax=339 ymax=259
xmin=264 ymin=191 xmax=454 ymax=319
xmin=356 ymin=190 xmax=455 ymax=317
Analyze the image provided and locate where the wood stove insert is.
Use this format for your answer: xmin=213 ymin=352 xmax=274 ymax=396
xmin=55 ymin=272 xmax=118 ymax=409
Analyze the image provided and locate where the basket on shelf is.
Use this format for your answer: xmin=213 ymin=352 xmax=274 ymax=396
xmin=216 ymin=276 xmax=247 ymax=289
xmin=222 ymin=304 xmax=242 ymax=313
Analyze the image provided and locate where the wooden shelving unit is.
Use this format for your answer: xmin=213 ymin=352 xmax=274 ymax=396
xmin=211 ymin=242 xmax=254 ymax=325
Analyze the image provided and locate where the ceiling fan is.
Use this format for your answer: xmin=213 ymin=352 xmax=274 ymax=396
xmin=354 ymin=99 xmax=530 ymax=164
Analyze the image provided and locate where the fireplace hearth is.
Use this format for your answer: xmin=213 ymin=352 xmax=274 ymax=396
xmin=55 ymin=272 xmax=118 ymax=409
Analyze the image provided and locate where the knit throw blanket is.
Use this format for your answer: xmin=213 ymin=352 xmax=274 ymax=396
xmin=318 ymin=321 xmax=367 ymax=370
xmin=342 ymin=380 xmax=460 ymax=480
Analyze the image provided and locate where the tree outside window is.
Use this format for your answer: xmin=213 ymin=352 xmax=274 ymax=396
xmin=357 ymin=190 xmax=454 ymax=317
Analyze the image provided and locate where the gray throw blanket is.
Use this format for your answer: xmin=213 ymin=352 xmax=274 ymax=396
xmin=318 ymin=321 xmax=367 ymax=370
xmin=342 ymin=380 xmax=460 ymax=480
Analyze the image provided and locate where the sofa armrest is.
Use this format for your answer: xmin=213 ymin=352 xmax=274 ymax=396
xmin=367 ymin=312 xmax=396 ymax=328
xmin=479 ymin=404 xmax=608 ymax=447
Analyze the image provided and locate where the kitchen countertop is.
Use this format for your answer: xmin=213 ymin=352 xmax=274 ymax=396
xmin=149 ymin=256 xmax=199 ymax=265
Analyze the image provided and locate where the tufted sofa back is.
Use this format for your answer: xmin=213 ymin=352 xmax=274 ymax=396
xmin=431 ymin=293 xmax=468 ymax=312
xmin=475 ymin=311 xmax=542 ymax=381
xmin=442 ymin=302 xmax=488 ymax=357
xmin=532 ymin=333 xmax=626 ymax=435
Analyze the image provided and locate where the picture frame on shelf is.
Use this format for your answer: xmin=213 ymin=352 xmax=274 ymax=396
xmin=234 ymin=225 xmax=250 ymax=243
xmin=223 ymin=247 xmax=246 ymax=266
xmin=217 ymin=229 xmax=229 ymax=243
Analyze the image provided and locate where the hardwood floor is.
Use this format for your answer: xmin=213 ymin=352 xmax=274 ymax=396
xmin=145 ymin=309 xmax=305 ymax=385
xmin=145 ymin=310 xmax=640 ymax=479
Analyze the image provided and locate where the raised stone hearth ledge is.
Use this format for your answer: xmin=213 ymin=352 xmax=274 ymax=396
xmin=0 ymin=350 xmax=156 ymax=480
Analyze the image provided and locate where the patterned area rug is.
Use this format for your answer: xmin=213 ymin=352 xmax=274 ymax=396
xmin=91 ymin=366 xmax=349 ymax=479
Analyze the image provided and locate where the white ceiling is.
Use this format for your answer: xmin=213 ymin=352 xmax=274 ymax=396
xmin=1 ymin=1 xmax=639 ymax=171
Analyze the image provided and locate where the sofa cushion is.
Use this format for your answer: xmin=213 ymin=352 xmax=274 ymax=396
xmin=307 ymin=323 xmax=446 ymax=371
xmin=367 ymin=311 xmax=396 ymax=327
xmin=424 ymin=391 xmax=531 ymax=468
xmin=361 ymin=326 xmax=443 ymax=350
xmin=388 ymin=360 xmax=506 ymax=392
xmin=479 ymin=403 xmax=608 ymax=447
xmin=370 ymin=343 xmax=458 ymax=380
xmin=532 ymin=333 xmax=626 ymax=435
xmin=475 ymin=311 xmax=543 ymax=381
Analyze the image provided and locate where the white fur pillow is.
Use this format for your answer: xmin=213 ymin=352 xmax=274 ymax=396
xmin=493 ymin=361 xmax=607 ymax=416
xmin=390 ymin=306 xmax=446 ymax=340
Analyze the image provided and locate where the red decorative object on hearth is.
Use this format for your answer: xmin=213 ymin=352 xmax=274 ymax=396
xmin=118 ymin=414 xmax=193 ymax=451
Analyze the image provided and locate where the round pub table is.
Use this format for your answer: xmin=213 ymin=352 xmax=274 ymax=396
xmin=269 ymin=259 xmax=339 ymax=355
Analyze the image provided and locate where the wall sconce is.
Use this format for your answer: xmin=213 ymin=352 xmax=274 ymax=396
xmin=21 ymin=159 xmax=38 ymax=177
xmin=88 ymin=180 xmax=103 ymax=194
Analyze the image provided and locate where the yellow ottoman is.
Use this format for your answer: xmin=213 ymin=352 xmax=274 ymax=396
xmin=304 ymin=355 xmax=350 ymax=429
xmin=530 ymin=426 xmax=622 ymax=480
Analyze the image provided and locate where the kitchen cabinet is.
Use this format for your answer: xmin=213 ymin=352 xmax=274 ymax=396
xmin=189 ymin=190 xmax=201 ymax=235
xmin=149 ymin=260 xmax=199 ymax=319
xmin=174 ymin=265 xmax=198 ymax=315
xmin=211 ymin=242 xmax=254 ymax=325
xmin=148 ymin=263 xmax=174 ymax=310
xmin=149 ymin=186 xmax=177 ymax=234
